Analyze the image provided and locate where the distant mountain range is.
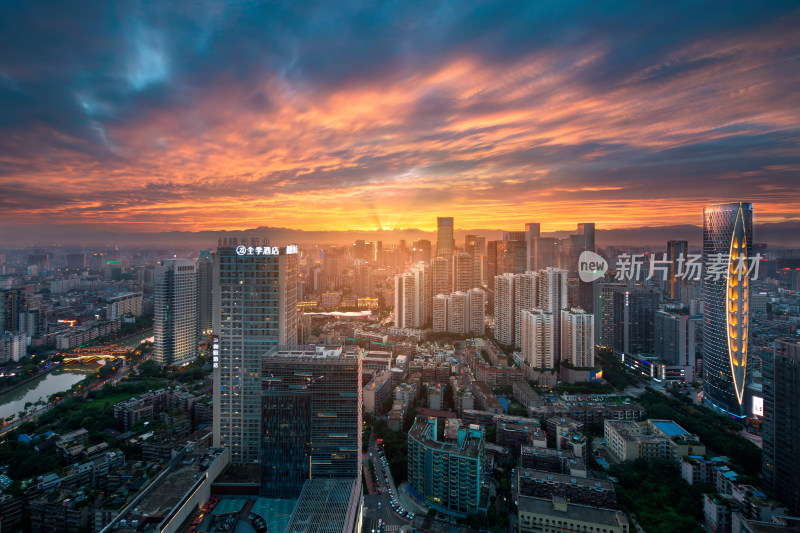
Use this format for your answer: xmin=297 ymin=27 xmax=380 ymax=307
xmin=2 ymin=221 xmax=799 ymax=249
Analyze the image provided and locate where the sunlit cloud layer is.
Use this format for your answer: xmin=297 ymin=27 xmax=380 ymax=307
xmin=1 ymin=1 xmax=798 ymax=235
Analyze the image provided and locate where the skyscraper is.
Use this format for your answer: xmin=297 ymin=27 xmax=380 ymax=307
xmin=213 ymin=242 xmax=299 ymax=463
xmin=514 ymin=271 xmax=538 ymax=349
xmin=494 ymin=273 xmax=515 ymax=346
xmin=430 ymin=256 xmax=451 ymax=299
xmin=525 ymin=223 xmax=541 ymax=271
xmin=154 ymin=259 xmax=198 ymax=366
xmin=447 ymin=291 xmax=469 ymax=335
xmin=611 ymin=285 xmax=660 ymax=358
xmin=531 ymin=237 xmax=557 ymax=271
xmin=197 ymin=251 xmax=214 ymax=335
xmin=454 ymin=252 xmax=475 ymax=292
xmin=703 ymin=202 xmax=753 ymax=417
xmin=667 ymin=241 xmax=688 ymax=301
xmin=0 ymin=288 xmax=25 ymax=333
xmin=538 ymin=268 xmax=569 ymax=363
xmin=467 ymin=288 xmax=486 ymax=336
xmin=654 ymin=309 xmax=700 ymax=383
xmin=561 ymin=308 xmax=595 ymax=368
xmin=521 ymin=308 xmax=555 ymax=369
xmin=762 ymin=339 xmax=800 ymax=514
xmin=437 ymin=217 xmax=455 ymax=257
xmin=261 ymin=345 xmax=362 ymax=498
xmin=394 ymin=262 xmax=430 ymax=329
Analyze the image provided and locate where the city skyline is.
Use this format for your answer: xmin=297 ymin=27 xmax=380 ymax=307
xmin=1 ymin=2 xmax=799 ymax=240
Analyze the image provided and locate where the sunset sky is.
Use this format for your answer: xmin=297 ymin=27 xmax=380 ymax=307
xmin=1 ymin=1 xmax=799 ymax=239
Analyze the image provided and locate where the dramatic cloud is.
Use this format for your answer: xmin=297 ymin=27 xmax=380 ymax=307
xmin=0 ymin=1 xmax=798 ymax=238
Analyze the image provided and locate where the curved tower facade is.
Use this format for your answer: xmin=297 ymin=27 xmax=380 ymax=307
xmin=702 ymin=202 xmax=753 ymax=417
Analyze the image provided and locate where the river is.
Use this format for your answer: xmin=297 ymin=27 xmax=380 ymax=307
xmin=0 ymin=366 xmax=97 ymax=420
xmin=0 ymin=329 xmax=153 ymax=422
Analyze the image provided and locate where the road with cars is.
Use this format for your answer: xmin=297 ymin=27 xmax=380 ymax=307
xmin=362 ymin=435 xmax=414 ymax=532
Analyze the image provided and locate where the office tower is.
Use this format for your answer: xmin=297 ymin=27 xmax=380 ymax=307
xmin=667 ymin=241 xmax=688 ymax=301
xmin=498 ymin=239 xmax=527 ymax=275
xmin=703 ymin=202 xmax=753 ymax=417
xmin=467 ymin=288 xmax=486 ymax=336
xmin=412 ymin=239 xmax=432 ymax=264
xmin=595 ymin=282 xmax=624 ymax=349
xmin=525 ymin=223 xmax=541 ymax=271
xmin=65 ymin=253 xmax=86 ymax=269
xmin=531 ymin=237 xmax=557 ymax=271
xmin=611 ymin=285 xmax=660 ymax=357
xmin=447 ymin=291 xmax=469 ymax=335
xmin=561 ymin=308 xmax=595 ymax=368
xmin=0 ymin=288 xmax=25 ymax=333
xmin=654 ymin=309 xmax=700 ymax=382
xmin=153 ymin=259 xmax=198 ymax=366
xmin=570 ymin=223 xmax=597 ymax=313
xmin=437 ymin=217 xmax=455 ymax=257
xmin=454 ymin=252 xmax=475 ymax=292
xmin=539 ymin=268 xmax=569 ymax=363
xmin=521 ymin=308 xmax=556 ymax=369
xmin=465 ymin=235 xmax=486 ymax=286
xmin=322 ymin=246 xmax=346 ymax=279
xmin=394 ymin=262 xmax=429 ymax=329
xmin=763 ymin=340 xmax=800 ymax=514
xmin=213 ymin=242 xmax=299 ymax=463
xmin=431 ymin=256 xmax=451 ymax=299
xmin=261 ymin=346 xmax=361 ymax=498
xmin=408 ymin=418 xmax=486 ymax=515
xmin=494 ymin=273 xmax=516 ymax=346
xmin=433 ymin=294 xmax=447 ymax=332
xmin=197 ymin=251 xmax=214 ymax=336
xmin=514 ymin=272 xmax=539 ymax=349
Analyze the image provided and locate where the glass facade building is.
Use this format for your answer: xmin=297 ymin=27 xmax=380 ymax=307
xmin=261 ymin=346 xmax=362 ymax=498
xmin=154 ymin=259 xmax=198 ymax=366
xmin=702 ymin=202 xmax=753 ymax=417
xmin=762 ymin=340 xmax=800 ymax=514
xmin=212 ymin=243 xmax=298 ymax=464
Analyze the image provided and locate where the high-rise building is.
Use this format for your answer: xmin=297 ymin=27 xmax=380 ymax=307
xmin=514 ymin=272 xmax=538 ymax=349
xmin=434 ymin=289 xmax=486 ymax=336
xmin=703 ymin=202 xmax=753 ymax=417
xmin=525 ymin=223 xmax=541 ymax=271
xmin=531 ymin=237 xmax=557 ymax=271
xmin=611 ymin=285 xmax=660 ymax=358
xmin=437 ymin=217 xmax=455 ymax=257
xmin=521 ymin=308 xmax=555 ymax=369
xmin=197 ymin=251 xmax=214 ymax=335
xmin=654 ymin=309 xmax=700 ymax=382
xmin=762 ymin=340 xmax=800 ymax=514
xmin=465 ymin=235 xmax=487 ymax=285
xmin=261 ymin=345 xmax=362 ymax=498
xmin=431 ymin=256 xmax=452 ymax=300
xmin=539 ymin=268 xmax=569 ymax=363
xmin=408 ymin=418 xmax=487 ymax=515
xmin=595 ymin=282 xmax=623 ymax=349
xmin=412 ymin=239 xmax=432 ymax=264
xmin=468 ymin=288 xmax=486 ymax=336
xmin=561 ymin=308 xmax=595 ymax=368
xmin=447 ymin=291 xmax=469 ymax=335
xmin=433 ymin=294 xmax=448 ymax=333
xmin=0 ymin=288 xmax=25 ymax=333
xmin=154 ymin=259 xmax=198 ymax=366
xmin=454 ymin=252 xmax=475 ymax=292
xmin=213 ymin=243 xmax=299 ymax=464
xmin=394 ymin=262 xmax=430 ymax=329
xmin=667 ymin=241 xmax=688 ymax=301
xmin=494 ymin=273 xmax=516 ymax=346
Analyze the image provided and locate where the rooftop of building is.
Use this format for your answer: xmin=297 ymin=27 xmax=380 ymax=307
xmin=283 ymin=478 xmax=357 ymax=533
xmin=409 ymin=418 xmax=484 ymax=458
xmin=517 ymin=495 xmax=625 ymax=526
xmin=265 ymin=345 xmax=361 ymax=359
xmin=517 ymin=468 xmax=613 ymax=491
xmin=650 ymin=419 xmax=690 ymax=437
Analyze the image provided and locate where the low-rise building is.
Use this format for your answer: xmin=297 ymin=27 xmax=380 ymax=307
xmin=604 ymin=419 xmax=705 ymax=462
xmin=516 ymin=468 xmax=616 ymax=509
xmin=517 ymin=495 xmax=629 ymax=533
